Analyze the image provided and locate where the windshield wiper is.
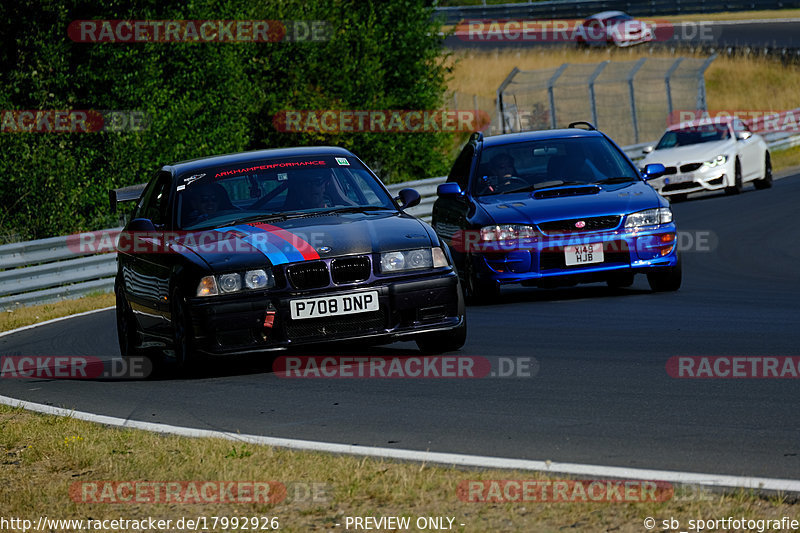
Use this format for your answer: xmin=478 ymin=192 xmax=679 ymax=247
xmin=226 ymin=212 xmax=299 ymax=226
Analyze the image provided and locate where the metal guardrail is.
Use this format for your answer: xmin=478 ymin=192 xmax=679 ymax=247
xmin=434 ymin=0 xmax=800 ymax=25
xmin=2 ymin=132 xmax=799 ymax=309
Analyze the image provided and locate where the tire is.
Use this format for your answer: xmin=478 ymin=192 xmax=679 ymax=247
xmin=647 ymin=254 xmax=682 ymax=292
xmin=607 ymin=272 xmax=634 ymax=288
xmin=725 ymin=159 xmax=743 ymax=195
xmin=115 ymin=282 xmax=140 ymax=359
xmin=167 ymin=288 xmax=199 ymax=372
xmin=464 ymin=255 xmax=499 ymax=304
xmin=416 ymin=319 xmax=467 ymax=354
xmin=754 ymin=152 xmax=772 ymax=190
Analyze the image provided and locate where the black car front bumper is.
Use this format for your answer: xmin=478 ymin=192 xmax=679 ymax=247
xmin=185 ymin=270 xmax=463 ymax=356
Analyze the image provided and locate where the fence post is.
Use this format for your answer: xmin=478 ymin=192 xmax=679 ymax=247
xmin=547 ymin=63 xmax=569 ymax=129
xmin=664 ymin=57 xmax=684 ymax=119
xmin=497 ymin=67 xmax=520 ymax=134
xmin=627 ymin=57 xmax=647 ymax=144
xmin=587 ymin=60 xmax=609 ymax=128
xmin=696 ymin=53 xmax=717 ymax=112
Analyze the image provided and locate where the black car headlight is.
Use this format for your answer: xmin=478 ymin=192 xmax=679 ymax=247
xmin=196 ymin=269 xmax=275 ymax=297
xmin=380 ymin=247 xmax=448 ymax=273
xmin=624 ymin=207 xmax=673 ymax=229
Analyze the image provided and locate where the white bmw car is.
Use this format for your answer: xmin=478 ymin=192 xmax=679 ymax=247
xmin=640 ymin=118 xmax=772 ymax=201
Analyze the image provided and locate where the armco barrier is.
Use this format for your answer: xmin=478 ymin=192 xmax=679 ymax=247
xmin=433 ymin=0 xmax=800 ymax=25
xmin=2 ymin=131 xmax=799 ymax=309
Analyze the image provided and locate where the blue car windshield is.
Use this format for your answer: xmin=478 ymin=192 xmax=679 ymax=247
xmin=176 ymin=156 xmax=395 ymax=229
xmin=474 ymin=137 xmax=639 ymax=196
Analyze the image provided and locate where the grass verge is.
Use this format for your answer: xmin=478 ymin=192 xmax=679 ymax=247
xmin=1 ymin=404 xmax=799 ymax=532
xmin=0 ymin=292 xmax=114 ymax=333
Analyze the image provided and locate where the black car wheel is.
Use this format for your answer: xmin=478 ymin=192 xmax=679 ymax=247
xmin=464 ymin=255 xmax=499 ymax=304
xmin=754 ymin=152 xmax=772 ymax=190
xmin=647 ymin=254 xmax=682 ymax=292
xmin=725 ymin=159 xmax=743 ymax=195
xmin=115 ymin=281 xmax=139 ymax=359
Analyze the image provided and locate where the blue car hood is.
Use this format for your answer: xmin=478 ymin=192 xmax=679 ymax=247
xmin=478 ymin=181 xmax=661 ymax=225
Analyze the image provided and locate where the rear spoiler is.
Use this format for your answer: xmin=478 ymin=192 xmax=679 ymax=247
xmin=109 ymin=183 xmax=147 ymax=213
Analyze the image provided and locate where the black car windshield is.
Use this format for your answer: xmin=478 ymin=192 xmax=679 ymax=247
xmin=473 ymin=136 xmax=639 ymax=196
xmin=656 ymin=123 xmax=731 ymax=149
xmin=176 ymin=156 xmax=395 ymax=229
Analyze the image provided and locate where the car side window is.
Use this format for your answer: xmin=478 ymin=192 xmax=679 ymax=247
xmin=447 ymin=145 xmax=474 ymax=190
xmin=137 ymin=172 xmax=172 ymax=227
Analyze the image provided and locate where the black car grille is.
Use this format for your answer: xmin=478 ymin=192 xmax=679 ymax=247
xmin=285 ymin=310 xmax=386 ymax=340
xmin=287 ymin=261 xmax=329 ymax=290
xmin=539 ymin=240 xmax=630 ymax=270
xmin=662 ymin=166 xmax=678 ymax=175
xmin=663 ymin=182 xmax=697 ymax=192
xmin=538 ymin=215 xmax=621 ymax=235
xmin=680 ymin=162 xmax=703 ymax=173
xmin=331 ymin=256 xmax=371 ymax=284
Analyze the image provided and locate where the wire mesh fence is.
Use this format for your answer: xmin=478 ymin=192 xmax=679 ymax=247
xmin=496 ymin=55 xmax=716 ymax=145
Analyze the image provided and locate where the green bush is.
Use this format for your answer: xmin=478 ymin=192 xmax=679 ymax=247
xmin=0 ymin=0 xmax=451 ymax=241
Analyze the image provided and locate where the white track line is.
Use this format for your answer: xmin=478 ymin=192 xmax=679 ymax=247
xmin=2 ymin=309 xmax=800 ymax=493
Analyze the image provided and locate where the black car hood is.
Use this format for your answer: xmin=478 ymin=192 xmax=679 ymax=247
xmin=171 ymin=211 xmax=435 ymax=271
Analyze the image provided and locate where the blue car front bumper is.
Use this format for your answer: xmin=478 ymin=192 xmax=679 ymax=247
xmin=472 ymin=225 xmax=679 ymax=286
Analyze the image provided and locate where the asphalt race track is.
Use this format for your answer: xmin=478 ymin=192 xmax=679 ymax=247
xmin=1 ymin=174 xmax=799 ymax=480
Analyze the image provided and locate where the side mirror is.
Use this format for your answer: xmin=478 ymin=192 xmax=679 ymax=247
xmin=395 ymin=188 xmax=421 ymax=209
xmin=642 ymin=145 xmax=654 ymax=154
xmin=437 ymin=183 xmax=463 ymax=197
xmin=736 ymin=131 xmax=752 ymax=141
xmin=127 ymin=218 xmax=157 ymax=232
xmin=642 ymin=163 xmax=666 ymax=180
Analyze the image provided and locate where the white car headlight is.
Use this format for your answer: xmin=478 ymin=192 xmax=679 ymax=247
xmin=380 ymin=248 xmax=443 ymax=272
xmin=624 ymin=207 xmax=673 ymax=229
xmin=197 ymin=269 xmax=275 ymax=297
xmin=701 ymin=155 xmax=728 ymax=169
xmin=245 ymin=269 xmax=275 ymax=290
xmin=479 ymin=224 xmax=537 ymax=241
xmin=218 ymin=273 xmax=242 ymax=293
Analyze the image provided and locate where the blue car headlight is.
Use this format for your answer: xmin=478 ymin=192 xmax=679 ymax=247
xmin=380 ymin=248 xmax=448 ymax=273
xmin=624 ymin=208 xmax=673 ymax=229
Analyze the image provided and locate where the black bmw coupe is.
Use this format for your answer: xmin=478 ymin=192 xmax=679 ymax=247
xmin=112 ymin=146 xmax=466 ymax=368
